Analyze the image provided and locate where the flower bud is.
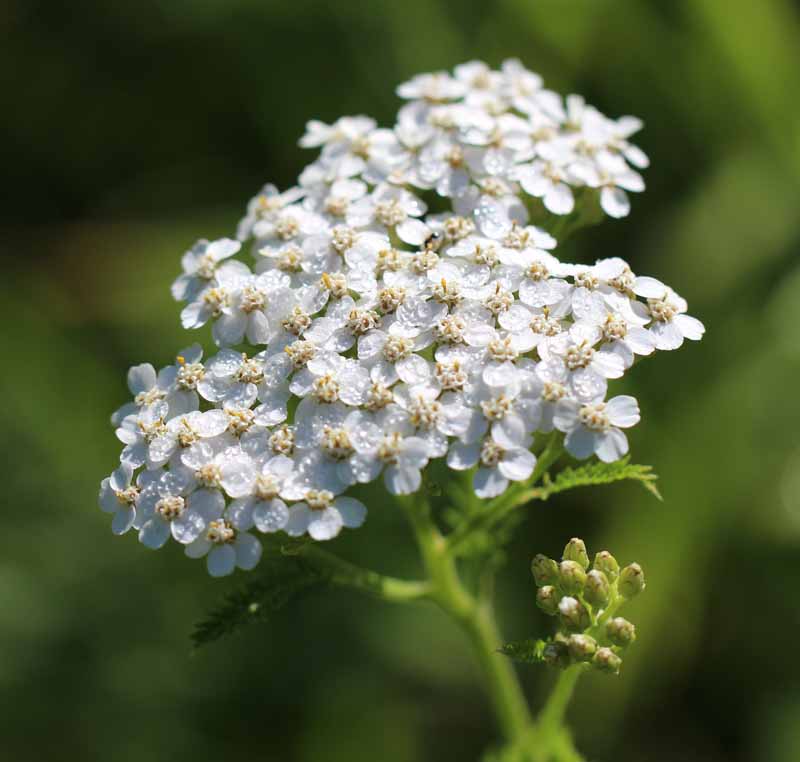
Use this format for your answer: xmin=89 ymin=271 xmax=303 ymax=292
xmin=531 ymin=554 xmax=560 ymax=587
xmin=593 ymin=551 xmax=619 ymax=582
xmin=618 ymin=563 xmax=646 ymax=599
xmin=558 ymin=596 xmax=591 ymax=632
xmin=583 ymin=569 xmax=610 ymax=608
xmin=606 ymin=617 xmax=636 ymax=647
xmin=536 ymin=585 xmax=560 ymax=616
xmin=542 ymin=640 xmax=571 ymax=668
xmin=558 ymin=560 xmax=587 ymax=596
xmin=593 ymin=647 xmax=622 ymax=674
xmin=562 ymin=537 xmax=589 ymax=569
xmin=567 ymin=633 xmax=597 ymax=662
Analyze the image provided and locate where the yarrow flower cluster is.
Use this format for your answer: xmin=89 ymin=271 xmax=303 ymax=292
xmin=99 ymin=60 xmax=704 ymax=576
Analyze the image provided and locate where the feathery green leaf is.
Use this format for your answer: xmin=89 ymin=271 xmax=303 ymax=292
xmin=498 ymin=638 xmax=549 ymax=664
xmin=191 ymin=541 xmax=329 ymax=648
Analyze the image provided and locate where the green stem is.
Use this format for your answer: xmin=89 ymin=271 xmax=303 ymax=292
xmin=532 ymin=589 xmax=624 ymax=757
xmin=535 ymin=665 xmax=584 ymax=740
xmin=300 ymin=545 xmax=432 ymax=603
xmin=400 ymin=495 xmax=532 ymax=743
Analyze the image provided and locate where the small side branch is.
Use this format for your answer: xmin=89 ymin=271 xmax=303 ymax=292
xmin=300 ymin=545 xmax=433 ymax=603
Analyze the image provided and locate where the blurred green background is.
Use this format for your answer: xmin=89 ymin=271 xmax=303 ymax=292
xmin=3 ymin=1 xmax=800 ymax=760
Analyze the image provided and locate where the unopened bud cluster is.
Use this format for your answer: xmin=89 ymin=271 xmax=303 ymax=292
xmin=532 ymin=538 xmax=644 ymax=674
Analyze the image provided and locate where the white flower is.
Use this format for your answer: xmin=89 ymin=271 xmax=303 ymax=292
xmin=172 ymin=238 xmax=246 ymax=302
xmin=197 ymin=350 xmax=261 ymax=404
xmin=178 ymin=439 xmax=257 ymax=499
xmin=285 ymin=489 xmax=367 ymax=541
xmin=570 ymin=151 xmax=645 ymax=219
xmin=306 ymin=178 xmax=368 ymax=221
xmin=185 ymin=519 xmax=262 ymax=577
xmin=501 ymin=58 xmax=563 ymax=120
xmin=415 ymin=137 xmax=472 ymax=198
xmin=348 ymin=184 xmax=431 ymax=245
xmin=217 ymin=271 xmax=293 ymax=346
xmin=291 ymin=351 xmax=371 ymax=408
xmin=112 ymin=346 xmax=204 ymax=425
xmin=357 ymin=329 xmax=431 ymax=387
xmin=237 ymin=184 xmax=306 ymax=242
xmin=115 ymin=402 xmax=168 ymax=469
xmin=393 ymin=382 xmax=475 ymax=448
xmin=538 ymin=323 xmax=625 ymax=402
xmin=226 ymin=454 xmax=295 ymax=533
xmin=464 ymin=374 xmax=541 ymax=445
xmin=635 ymin=280 xmax=705 ymax=350
xmin=396 ymin=71 xmax=467 ymax=103
xmin=447 ymin=417 xmax=537 ymax=498
xmin=101 ymin=60 xmax=705 ymax=571
xmin=584 ymin=314 xmax=655 ymax=368
xmin=554 ymin=395 xmax=640 ymax=462
xmin=98 ymin=463 xmax=159 ymax=535
xmin=342 ymin=409 xmax=432 ymax=494
xmin=147 ymin=409 xmax=229 ymax=468
xmin=497 ymin=222 xmax=557 ymax=252
xmin=137 ymin=475 xmax=225 ymax=549
xmin=514 ymin=159 xmax=575 ymax=215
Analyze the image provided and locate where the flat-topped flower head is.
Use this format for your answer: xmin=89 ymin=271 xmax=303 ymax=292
xmin=100 ymin=59 xmax=703 ymax=577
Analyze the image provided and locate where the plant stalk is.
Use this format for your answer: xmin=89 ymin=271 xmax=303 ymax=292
xmin=301 ymin=545 xmax=432 ymax=602
xmin=401 ymin=495 xmax=532 ymax=743
xmin=535 ymin=665 xmax=584 ymax=741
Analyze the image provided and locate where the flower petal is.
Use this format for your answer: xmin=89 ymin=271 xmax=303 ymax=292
xmin=207 ymin=545 xmax=237 ymax=577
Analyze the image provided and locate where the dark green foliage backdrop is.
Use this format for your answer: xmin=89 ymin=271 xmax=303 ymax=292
xmin=3 ymin=1 xmax=800 ymax=760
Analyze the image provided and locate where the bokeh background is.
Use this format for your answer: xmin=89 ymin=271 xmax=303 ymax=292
xmin=3 ymin=1 xmax=800 ymax=760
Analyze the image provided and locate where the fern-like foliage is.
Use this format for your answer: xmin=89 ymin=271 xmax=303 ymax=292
xmin=192 ymin=540 xmax=329 ymax=648
xmin=447 ymin=457 xmax=660 ymax=557
xmin=519 ymin=457 xmax=662 ymax=503
xmin=497 ymin=638 xmax=549 ymax=664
